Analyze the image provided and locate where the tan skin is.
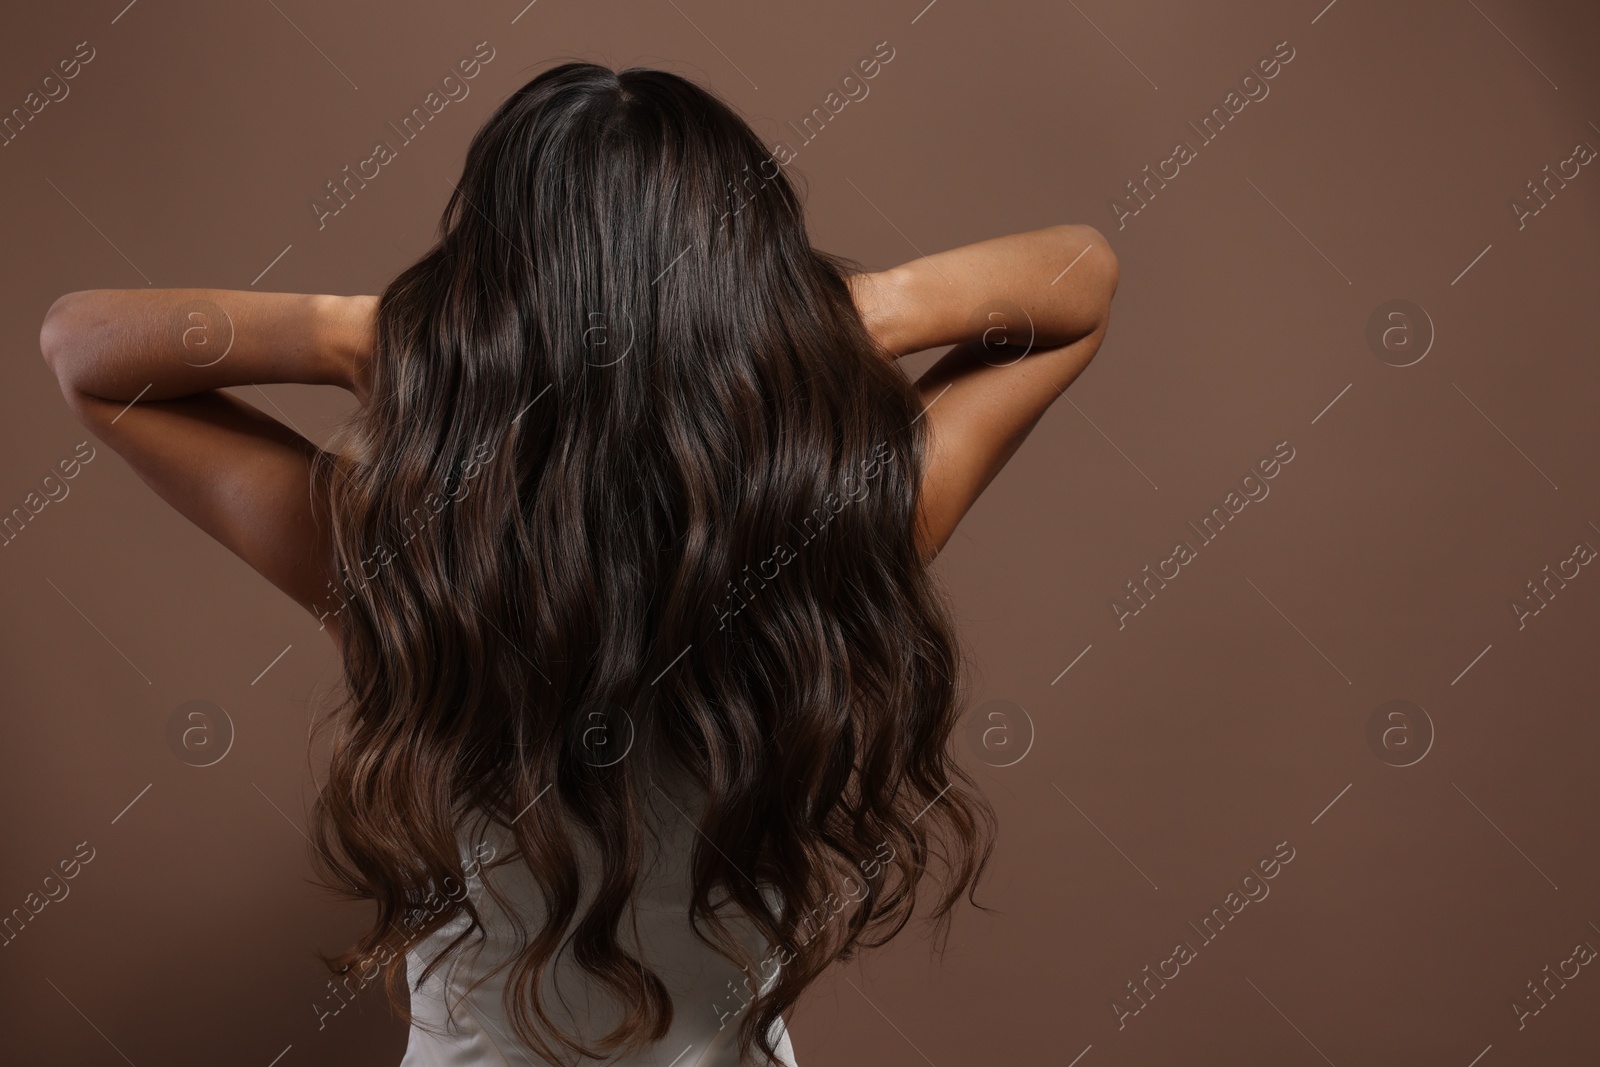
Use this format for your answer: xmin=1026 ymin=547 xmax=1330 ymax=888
xmin=39 ymin=225 xmax=1118 ymax=654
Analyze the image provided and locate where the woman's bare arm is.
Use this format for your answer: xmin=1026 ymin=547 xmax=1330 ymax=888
xmin=39 ymin=290 xmax=376 ymax=637
xmin=41 ymin=290 xmax=375 ymax=402
xmin=848 ymin=224 xmax=1120 ymax=559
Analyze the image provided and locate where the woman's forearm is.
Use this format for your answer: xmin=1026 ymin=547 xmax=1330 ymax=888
xmin=854 ymin=224 xmax=1114 ymax=358
xmin=39 ymin=289 xmax=375 ymax=403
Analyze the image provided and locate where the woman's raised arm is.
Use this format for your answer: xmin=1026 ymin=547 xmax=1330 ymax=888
xmin=38 ymin=290 xmax=377 ymax=637
xmin=40 ymin=289 xmax=375 ymax=404
xmin=849 ymin=225 xmax=1120 ymax=559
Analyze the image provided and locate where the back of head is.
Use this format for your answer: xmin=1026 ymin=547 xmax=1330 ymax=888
xmin=311 ymin=61 xmax=994 ymax=1066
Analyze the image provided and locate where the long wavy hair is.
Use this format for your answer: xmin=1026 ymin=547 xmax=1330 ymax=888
xmin=308 ymin=61 xmax=996 ymax=1065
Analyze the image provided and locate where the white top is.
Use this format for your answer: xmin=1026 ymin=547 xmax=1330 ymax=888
xmin=398 ymin=767 xmax=797 ymax=1066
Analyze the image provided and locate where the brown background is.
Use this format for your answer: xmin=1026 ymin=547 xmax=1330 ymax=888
xmin=3 ymin=0 xmax=1598 ymax=1063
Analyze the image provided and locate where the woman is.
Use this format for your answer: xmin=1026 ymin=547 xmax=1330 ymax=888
xmin=40 ymin=62 xmax=1116 ymax=1067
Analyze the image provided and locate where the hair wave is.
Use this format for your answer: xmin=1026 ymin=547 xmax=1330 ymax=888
xmin=308 ymin=60 xmax=996 ymax=1066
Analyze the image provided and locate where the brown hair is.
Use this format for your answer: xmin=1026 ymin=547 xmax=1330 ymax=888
xmin=308 ymin=60 xmax=995 ymax=1065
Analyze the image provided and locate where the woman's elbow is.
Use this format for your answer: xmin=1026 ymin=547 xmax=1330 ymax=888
xmin=39 ymin=290 xmax=103 ymax=384
xmin=1054 ymin=224 xmax=1119 ymax=335
xmin=1076 ymin=226 xmax=1119 ymax=315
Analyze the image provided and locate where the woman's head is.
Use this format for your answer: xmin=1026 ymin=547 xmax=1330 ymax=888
xmin=311 ymin=61 xmax=994 ymax=1065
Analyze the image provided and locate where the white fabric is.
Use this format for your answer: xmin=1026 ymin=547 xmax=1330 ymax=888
xmin=399 ymin=769 xmax=797 ymax=1067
